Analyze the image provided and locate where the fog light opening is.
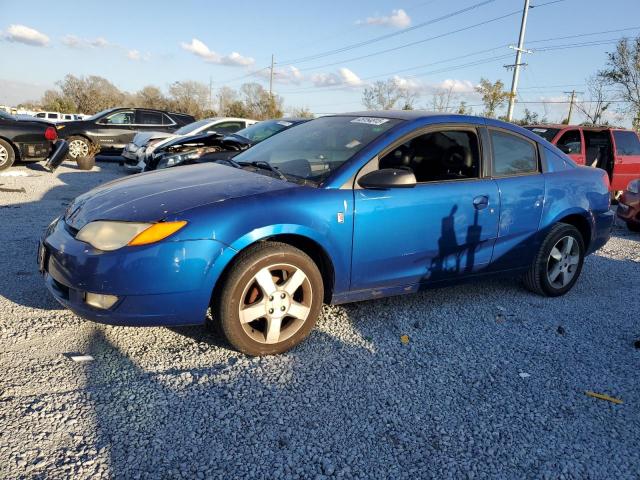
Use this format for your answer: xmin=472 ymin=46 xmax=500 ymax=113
xmin=85 ymin=292 xmax=119 ymax=309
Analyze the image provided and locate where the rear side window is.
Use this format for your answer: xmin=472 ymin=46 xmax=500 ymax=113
xmin=162 ymin=114 xmax=176 ymax=125
xmin=613 ymin=131 xmax=640 ymax=155
xmin=490 ymin=130 xmax=537 ymax=176
xmin=139 ymin=111 xmax=163 ymax=125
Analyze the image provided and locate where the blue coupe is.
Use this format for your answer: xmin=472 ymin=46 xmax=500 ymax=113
xmin=40 ymin=112 xmax=614 ymax=355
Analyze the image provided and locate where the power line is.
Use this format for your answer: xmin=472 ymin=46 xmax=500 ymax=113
xmin=278 ymin=0 xmax=497 ymax=66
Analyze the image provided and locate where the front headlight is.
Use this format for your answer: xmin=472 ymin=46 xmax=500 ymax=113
xmin=627 ymin=179 xmax=640 ymax=194
xmin=157 ymin=150 xmax=203 ymax=169
xmin=76 ymin=220 xmax=187 ymax=251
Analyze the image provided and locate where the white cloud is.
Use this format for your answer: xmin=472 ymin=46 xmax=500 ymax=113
xmin=127 ymin=49 xmax=141 ymax=61
xmin=357 ymin=9 xmax=411 ymax=29
xmin=61 ymin=35 xmax=110 ymax=49
xmin=312 ymin=68 xmax=364 ymax=89
xmin=2 ymin=24 xmax=49 ymax=46
xmin=256 ymin=65 xmax=304 ymax=84
xmin=180 ymin=38 xmax=254 ymax=67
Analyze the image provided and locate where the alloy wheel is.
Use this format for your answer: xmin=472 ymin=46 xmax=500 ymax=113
xmin=68 ymin=139 xmax=89 ymax=159
xmin=546 ymin=235 xmax=580 ymax=288
xmin=238 ymin=263 xmax=312 ymax=344
xmin=0 ymin=144 xmax=8 ymax=166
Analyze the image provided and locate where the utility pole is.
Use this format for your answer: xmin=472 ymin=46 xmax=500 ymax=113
xmin=564 ymin=90 xmax=583 ymax=124
xmin=269 ymin=54 xmax=275 ymax=117
xmin=506 ymin=0 xmax=531 ymax=122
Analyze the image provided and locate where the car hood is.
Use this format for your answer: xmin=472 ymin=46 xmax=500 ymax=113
xmin=64 ymin=163 xmax=297 ymax=229
xmin=131 ymin=131 xmax=173 ymax=147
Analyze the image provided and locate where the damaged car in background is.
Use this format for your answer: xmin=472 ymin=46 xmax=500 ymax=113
xmin=123 ymin=117 xmax=257 ymax=172
xmin=146 ymin=118 xmax=309 ymax=171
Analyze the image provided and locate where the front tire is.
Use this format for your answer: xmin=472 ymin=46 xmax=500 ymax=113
xmin=0 ymin=139 xmax=15 ymax=171
xmin=213 ymin=242 xmax=324 ymax=356
xmin=523 ymin=223 xmax=585 ymax=297
xmin=67 ymin=136 xmax=91 ymax=160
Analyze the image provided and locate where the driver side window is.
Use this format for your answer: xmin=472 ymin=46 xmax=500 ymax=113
xmin=378 ymin=129 xmax=480 ymax=182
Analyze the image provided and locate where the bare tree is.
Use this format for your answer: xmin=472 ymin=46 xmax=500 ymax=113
xmin=289 ymin=106 xmax=315 ymax=118
xmin=135 ymin=86 xmax=169 ymax=110
xmin=216 ymin=86 xmax=238 ymax=116
xmin=53 ymin=75 xmax=125 ymax=114
xmin=362 ymin=79 xmax=403 ymax=110
xmin=40 ymin=89 xmax=76 ymax=113
xmin=599 ymin=36 xmax=640 ymax=128
xmin=457 ymin=101 xmax=472 ymax=115
xmin=429 ymin=86 xmax=456 ymax=112
xmin=575 ymin=76 xmax=612 ymax=125
xmin=475 ymin=78 xmax=509 ymax=118
xmin=239 ymin=83 xmax=283 ymax=119
xmin=168 ymin=80 xmax=210 ymax=118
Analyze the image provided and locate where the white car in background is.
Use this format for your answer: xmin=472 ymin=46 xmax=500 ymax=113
xmin=34 ymin=112 xmax=85 ymax=122
xmin=122 ymin=117 xmax=257 ymax=172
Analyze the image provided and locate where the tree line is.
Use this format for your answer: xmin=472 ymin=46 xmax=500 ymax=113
xmin=20 ymin=36 xmax=640 ymax=128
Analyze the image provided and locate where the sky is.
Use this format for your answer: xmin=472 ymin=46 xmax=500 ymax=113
xmin=0 ymin=0 xmax=639 ymax=124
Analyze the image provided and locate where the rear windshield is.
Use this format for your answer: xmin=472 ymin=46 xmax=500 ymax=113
xmin=525 ymin=127 xmax=560 ymax=142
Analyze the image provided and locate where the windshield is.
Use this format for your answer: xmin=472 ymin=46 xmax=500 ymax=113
xmin=525 ymin=126 xmax=560 ymax=142
xmin=85 ymin=108 xmax=118 ymax=121
xmin=175 ymin=118 xmax=216 ymax=135
xmin=234 ymin=120 xmax=298 ymax=143
xmin=233 ymin=115 xmax=402 ymax=183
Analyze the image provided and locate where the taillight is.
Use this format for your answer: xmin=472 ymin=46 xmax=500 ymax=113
xmin=44 ymin=126 xmax=57 ymax=141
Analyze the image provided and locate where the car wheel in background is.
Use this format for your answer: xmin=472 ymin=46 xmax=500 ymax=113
xmin=67 ymin=136 xmax=90 ymax=160
xmin=523 ymin=223 xmax=585 ymax=297
xmin=626 ymin=221 xmax=640 ymax=233
xmin=0 ymin=139 xmax=15 ymax=171
xmin=214 ymin=241 xmax=324 ymax=356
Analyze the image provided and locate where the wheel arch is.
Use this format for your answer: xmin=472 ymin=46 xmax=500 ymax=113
xmin=210 ymin=226 xmax=337 ymax=308
xmin=0 ymin=135 xmax=21 ymax=160
xmin=555 ymin=212 xmax=592 ymax=251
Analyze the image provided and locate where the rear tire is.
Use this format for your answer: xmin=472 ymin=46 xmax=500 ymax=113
xmin=67 ymin=136 xmax=91 ymax=160
xmin=627 ymin=221 xmax=640 ymax=233
xmin=213 ymin=241 xmax=324 ymax=356
xmin=0 ymin=139 xmax=15 ymax=171
xmin=523 ymin=223 xmax=585 ymax=297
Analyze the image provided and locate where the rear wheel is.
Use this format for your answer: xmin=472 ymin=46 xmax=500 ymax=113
xmin=213 ymin=242 xmax=324 ymax=356
xmin=523 ymin=223 xmax=585 ymax=297
xmin=0 ymin=139 xmax=15 ymax=171
xmin=67 ymin=136 xmax=91 ymax=160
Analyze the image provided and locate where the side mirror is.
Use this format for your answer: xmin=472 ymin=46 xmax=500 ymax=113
xmin=358 ymin=168 xmax=417 ymax=189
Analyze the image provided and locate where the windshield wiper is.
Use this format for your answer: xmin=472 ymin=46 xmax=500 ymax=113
xmin=239 ymin=160 xmax=288 ymax=182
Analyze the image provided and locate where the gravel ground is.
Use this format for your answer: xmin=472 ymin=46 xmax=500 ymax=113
xmin=1 ymin=159 xmax=639 ymax=479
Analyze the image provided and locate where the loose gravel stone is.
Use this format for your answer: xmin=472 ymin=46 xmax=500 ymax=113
xmin=0 ymin=160 xmax=639 ymax=479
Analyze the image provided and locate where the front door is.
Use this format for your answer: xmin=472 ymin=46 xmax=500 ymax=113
xmin=555 ymin=128 xmax=585 ymax=165
xmin=94 ymin=110 xmax=135 ymax=150
xmin=351 ymin=127 xmax=500 ymax=291
xmin=611 ymin=130 xmax=640 ymax=192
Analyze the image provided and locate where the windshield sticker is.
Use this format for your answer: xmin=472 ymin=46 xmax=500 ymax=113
xmin=350 ymin=117 xmax=389 ymax=126
xmin=532 ymin=128 xmax=548 ymax=132
xmin=277 ymin=121 xmax=293 ymax=127
xmin=345 ymin=139 xmax=361 ymax=149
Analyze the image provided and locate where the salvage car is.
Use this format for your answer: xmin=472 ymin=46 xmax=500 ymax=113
xmin=525 ymin=124 xmax=640 ymax=199
xmin=57 ymin=108 xmax=195 ymax=160
xmin=39 ymin=111 xmax=614 ymax=355
xmin=0 ymin=110 xmax=59 ymax=170
xmin=148 ymin=118 xmax=309 ymax=170
xmin=123 ymin=117 xmax=257 ymax=172
xmin=616 ymin=179 xmax=640 ymax=232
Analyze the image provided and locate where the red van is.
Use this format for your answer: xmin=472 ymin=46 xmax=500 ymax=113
xmin=525 ymin=125 xmax=640 ymax=197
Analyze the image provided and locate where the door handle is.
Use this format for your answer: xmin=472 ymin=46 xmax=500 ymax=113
xmin=473 ymin=195 xmax=489 ymax=210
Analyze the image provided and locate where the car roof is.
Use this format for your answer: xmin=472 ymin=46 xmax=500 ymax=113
xmin=333 ymin=110 xmax=449 ymax=121
xmin=524 ymin=123 xmax=629 ymax=131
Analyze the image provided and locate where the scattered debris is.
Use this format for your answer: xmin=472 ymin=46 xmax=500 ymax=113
xmin=585 ymin=391 xmax=623 ymax=404
xmin=518 ymin=372 xmax=531 ymax=379
xmin=0 ymin=185 xmax=26 ymax=193
xmin=67 ymin=354 xmax=94 ymax=363
xmin=557 ymin=325 xmax=566 ymax=335
xmin=400 ymin=335 xmax=410 ymax=345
